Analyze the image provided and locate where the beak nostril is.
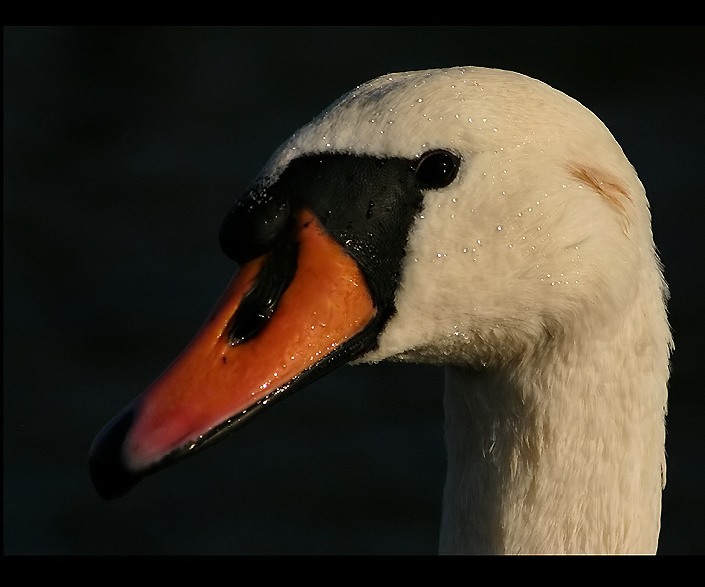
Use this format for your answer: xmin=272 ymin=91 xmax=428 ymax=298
xmin=225 ymin=241 xmax=298 ymax=345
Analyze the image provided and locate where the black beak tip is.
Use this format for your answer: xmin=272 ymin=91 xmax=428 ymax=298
xmin=89 ymin=407 xmax=143 ymax=500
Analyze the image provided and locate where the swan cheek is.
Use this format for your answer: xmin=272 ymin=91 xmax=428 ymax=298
xmin=89 ymin=210 xmax=377 ymax=499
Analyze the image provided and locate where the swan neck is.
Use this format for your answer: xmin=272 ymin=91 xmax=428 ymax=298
xmin=439 ymin=309 xmax=668 ymax=554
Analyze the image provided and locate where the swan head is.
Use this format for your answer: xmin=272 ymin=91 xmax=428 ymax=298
xmin=90 ymin=67 xmax=666 ymax=504
xmin=258 ymin=66 xmax=658 ymax=368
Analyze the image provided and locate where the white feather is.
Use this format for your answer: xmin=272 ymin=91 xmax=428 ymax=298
xmin=262 ymin=67 xmax=671 ymax=554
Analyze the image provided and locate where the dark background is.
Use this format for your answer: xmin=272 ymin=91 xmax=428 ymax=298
xmin=4 ymin=26 xmax=704 ymax=555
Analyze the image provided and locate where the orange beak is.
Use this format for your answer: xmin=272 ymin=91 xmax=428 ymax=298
xmin=90 ymin=209 xmax=377 ymax=498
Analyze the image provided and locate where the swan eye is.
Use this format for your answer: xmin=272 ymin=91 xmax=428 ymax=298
xmin=415 ymin=150 xmax=460 ymax=190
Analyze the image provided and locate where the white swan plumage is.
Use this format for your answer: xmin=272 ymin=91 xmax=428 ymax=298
xmin=90 ymin=67 xmax=671 ymax=554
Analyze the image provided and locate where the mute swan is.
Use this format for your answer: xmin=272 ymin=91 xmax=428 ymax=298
xmin=90 ymin=67 xmax=671 ymax=554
